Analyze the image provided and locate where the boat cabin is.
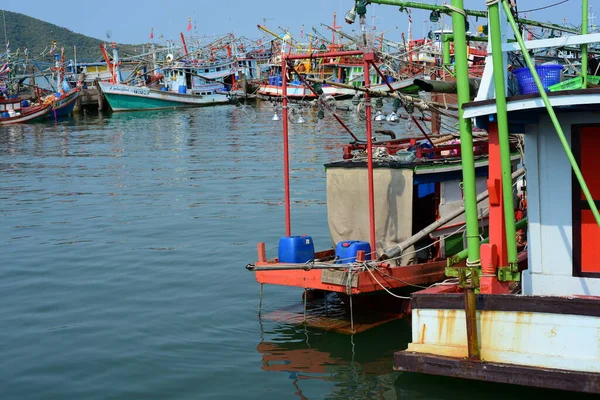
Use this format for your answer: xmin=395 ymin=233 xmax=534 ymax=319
xmin=465 ymin=83 xmax=600 ymax=298
xmin=0 ymin=98 xmax=22 ymax=118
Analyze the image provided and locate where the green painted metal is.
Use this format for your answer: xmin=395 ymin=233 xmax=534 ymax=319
xmin=501 ymin=0 xmax=600 ymax=228
xmin=363 ymin=0 xmax=580 ymax=35
xmin=443 ymin=39 xmax=451 ymax=66
xmin=449 ymin=0 xmax=481 ymax=269
xmin=447 ymin=218 xmax=528 ymax=267
xmin=582 ymin=0 xmax=589 ymax=88
xmin=488 ymin=2 xmax=518 ymax=269
xmin=103 ymin=93 xmax=193 ymax=111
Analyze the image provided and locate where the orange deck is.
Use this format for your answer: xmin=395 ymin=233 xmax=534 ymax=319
xmin=254 ymin=257 xmax=447 ymax=295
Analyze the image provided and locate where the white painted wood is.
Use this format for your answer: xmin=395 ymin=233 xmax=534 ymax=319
xmin=463 ymin=92 xmax=600 ymax=119
xmin=522 ymin=112 xmax=600 ymax=296
xmin=501 ymin=33 xmax=600 ymax=52
xmin=410 ymin=308 xmax=600 ymax=373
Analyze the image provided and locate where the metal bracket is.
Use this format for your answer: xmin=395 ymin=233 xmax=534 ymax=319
xmin=497 ymin=262 xmax=520 ymax=282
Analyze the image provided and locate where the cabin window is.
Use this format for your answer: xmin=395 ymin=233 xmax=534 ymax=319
xmin=572 ymin=124 xmax=600 ymax=277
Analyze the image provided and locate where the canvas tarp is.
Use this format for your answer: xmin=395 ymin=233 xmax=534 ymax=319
xmin=326 ymin=167 xmax=415 ymax=264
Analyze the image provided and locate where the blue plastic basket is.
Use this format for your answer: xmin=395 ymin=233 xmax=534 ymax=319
xmin=513 ymin=64 xmax=563 ymax=95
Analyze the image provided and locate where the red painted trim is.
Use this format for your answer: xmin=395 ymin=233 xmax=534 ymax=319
xmin=282 ymin=61 xmax=291 ymax=236
xmin=364 ymin=57 xmax=376 ymax=253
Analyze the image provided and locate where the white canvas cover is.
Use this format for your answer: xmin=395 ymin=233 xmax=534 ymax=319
xmin=326 ymin=167 xmax=415 ymax=264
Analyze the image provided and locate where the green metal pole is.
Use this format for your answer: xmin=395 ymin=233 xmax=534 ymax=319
xmin=448 ymin=218 xmax=527 ymax=267
xmin=582 ymin=0 xmax=588 ymax=88
xmin=443 ymin=37 xmax=451 ymax=66
xmin=364 ymin=1 xmax=580 ymax=34
xmin=488 ymin=2 xmax=518 ymax=266
xmin=450 ymin=0 xmax=480 ymax=267
xmin=501 ymin=0 xmax=600 ymax=227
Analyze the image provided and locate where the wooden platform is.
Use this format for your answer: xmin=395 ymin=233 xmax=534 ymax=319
xmin=262 ymin=302 xmax=402 ymax=334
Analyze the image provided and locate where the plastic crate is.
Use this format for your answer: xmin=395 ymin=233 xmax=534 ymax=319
xmin=513 ymin=64 xmax=563 ymax=95
xmin=548 ymin=75 xmax=600 ymax=92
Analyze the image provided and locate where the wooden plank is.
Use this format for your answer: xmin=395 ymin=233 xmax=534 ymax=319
xmin=394 ymin=352 xmax=600 ymax=394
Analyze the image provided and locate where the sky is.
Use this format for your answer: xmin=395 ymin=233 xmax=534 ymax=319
xmin=1 ymin=1 xmax=588 ymax=45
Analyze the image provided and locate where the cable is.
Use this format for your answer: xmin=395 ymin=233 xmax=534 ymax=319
xmin=517 ymin=0 xmax=570 ymax=13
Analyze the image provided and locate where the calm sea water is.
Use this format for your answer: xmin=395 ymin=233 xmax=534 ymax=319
xmin=1 ymin=102 xmax=588 ymax=399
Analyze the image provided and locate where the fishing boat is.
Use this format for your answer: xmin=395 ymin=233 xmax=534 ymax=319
xmin=98 ymin=80 xmax=231 ymax=112
xmin=0 ymin=97 xmax=51 ymax=124
xmin=351 ymin=0 xmax=600 ymax=394
xmin=97 ymin=42 xmax=233 ymax=112
xmin=246 ymin=46 xmax=524 ymax=333
xmin=47 ymin=88 xmax=80 ymax=118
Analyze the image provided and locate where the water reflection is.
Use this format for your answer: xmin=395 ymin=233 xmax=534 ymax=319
xmin=257 ymin=309 xmax=409 ymax=400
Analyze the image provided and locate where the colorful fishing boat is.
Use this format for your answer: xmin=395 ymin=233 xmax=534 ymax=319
xmin=246 ymin=46 xmax=524 ymax=333
xmin=98 ymin=43 xmax=233 ymax=112
xmin=0 ymin=97 xmax=52 ymax=124
xmin=98 ymin=81 xmax=231 ymax=112
xmin=47 ymin=88 xmax=80 ymax=118
xmin=349 ymin=0 xmax=600 ymax=394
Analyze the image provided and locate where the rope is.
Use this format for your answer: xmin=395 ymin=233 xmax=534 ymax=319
xmin=466 ymin=258 xmax=481 ymax=268
xmin=445 ymin=4 xmax=468 ymax=18
xmin=363 ymin=263 xmax=412 ymax=299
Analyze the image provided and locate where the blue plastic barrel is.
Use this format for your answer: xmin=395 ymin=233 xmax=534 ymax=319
xmin=1 ymin=111 xmax=9 ymax=119
xmin=335 ymin=240 xmax=371 ymax=263
xmin=278 ymin=236 xmax=315 ymax=263
xmin=178 ymin=85 xmax=187 ymax=94
xmin=21 ymin=100 xmax=30 ymax=108
xmin=160 ymin=87 xmax=168 ymax=92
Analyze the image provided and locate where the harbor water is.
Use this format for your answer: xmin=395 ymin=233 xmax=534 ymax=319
xmin=0 ymin=102 xmax=587 ymax=399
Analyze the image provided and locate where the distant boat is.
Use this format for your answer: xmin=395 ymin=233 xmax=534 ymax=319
xmin=0 ymin=97 xmax=52 ymax=125
xmin=98 ymin=81 xmax=231 ymax=112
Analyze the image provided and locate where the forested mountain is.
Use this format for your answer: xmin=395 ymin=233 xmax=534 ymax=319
xmin=0 ymin=10 xmax=143 ymax=62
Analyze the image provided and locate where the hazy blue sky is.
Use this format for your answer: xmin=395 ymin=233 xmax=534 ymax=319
xmin=2 ymin=1 xmax=589 ymax=44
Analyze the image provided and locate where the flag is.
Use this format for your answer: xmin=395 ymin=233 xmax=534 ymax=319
xmin=0 ymin=62 xmax=10 ymax=76
xmin=407 ymin=9 xmax=412 ymax=24
xmin=5 ymin=40 xmax=9 ymax=53
xmin=187 ymin=18 xmax=192 ymax=32
xmin=300 ymin=25 xmax=304 ymax=38
xmin=150 ymin=28 xmax=154 ymax=39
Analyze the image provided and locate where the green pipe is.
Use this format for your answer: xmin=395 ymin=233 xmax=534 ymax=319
xmin=448 ymin=218 xmax=528 ymax=267
xmin=443 ymin=39 xmax=451 ymax=66
xmin=501 ymin=0 xmax=600 ymax=228
xmin=449 ymin=0 xmax=480 ymax=267
xmin=442 ymin=34 xmax=489 ymax=43
xmin=364 ymin=0 xmax=580 ymax=34
xmin=582 ymin=0 xmax=588 ymax=88
xmin=488 ymin=3 xmax=518 ymax=266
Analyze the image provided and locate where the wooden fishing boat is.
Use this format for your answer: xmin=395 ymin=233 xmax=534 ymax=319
xmin=98 ymin=80 xmax=230 ymax=112
xmin=355 ymin=0 xmax=600 ymax=394
xmin=47 ymin=88 xmax=80 ymax=118
xmin=246 ymin=47 xmax=523 ymax=333
xmin=0 ymin=97 xmax=52 ymax=125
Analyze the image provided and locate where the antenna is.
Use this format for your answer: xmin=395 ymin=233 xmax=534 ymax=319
xmin=2 ymin=10 xmax=7 ymax=49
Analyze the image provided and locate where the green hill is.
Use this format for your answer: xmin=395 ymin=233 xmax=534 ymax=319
xmin=0 ymin=10 xmax=143 ymax=63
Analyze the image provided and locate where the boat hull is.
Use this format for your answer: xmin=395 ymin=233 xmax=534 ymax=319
xmin=98 ymin=83 xmax=230 ymax=112
xmin=393 ymin=292 xmax=600 ymax=393
xmin=0 ymin=104 xmax=52 ymax=125
xmin=50 ymin=89 xmax=80 ymax=118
